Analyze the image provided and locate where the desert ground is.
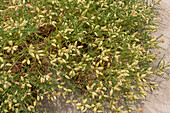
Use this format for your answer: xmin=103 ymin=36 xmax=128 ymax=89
xmin=142 ymin=0 xmax=170 ymax=113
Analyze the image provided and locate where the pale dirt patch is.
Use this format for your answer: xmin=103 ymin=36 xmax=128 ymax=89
xmin=142 ymin=0 xmax=170 ymax=113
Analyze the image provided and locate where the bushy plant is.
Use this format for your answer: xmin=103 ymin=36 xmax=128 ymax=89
xmin=0 ymin=0 xmax=168 ymax=113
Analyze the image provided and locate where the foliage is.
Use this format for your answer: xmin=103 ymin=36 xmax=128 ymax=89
xmin=0 ymin=0 xmax=168 ymax=113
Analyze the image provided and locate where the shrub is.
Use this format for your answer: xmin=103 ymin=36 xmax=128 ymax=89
xmin=0 ymin=0 xmax=168 ymax=113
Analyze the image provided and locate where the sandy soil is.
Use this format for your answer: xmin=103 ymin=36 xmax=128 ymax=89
xmin=142 ymin=0 xmax=170 ymax=113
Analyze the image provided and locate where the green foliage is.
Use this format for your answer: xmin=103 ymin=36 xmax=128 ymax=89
xmin=0 ymin=0 xmax=168 ymax=113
